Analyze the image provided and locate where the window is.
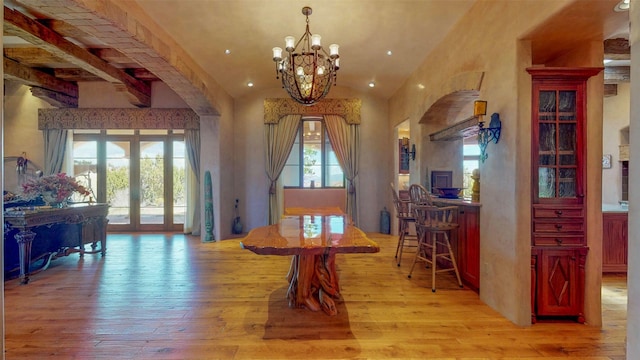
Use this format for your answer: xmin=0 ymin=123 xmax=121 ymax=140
xmin=463 ymin=141 xmax=480 ymax=198
xmin=282 ymin=119 xmax=345 ymax=188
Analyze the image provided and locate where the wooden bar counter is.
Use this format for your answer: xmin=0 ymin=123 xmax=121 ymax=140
xmin=241 ymin=214 xmax=379 ymax=315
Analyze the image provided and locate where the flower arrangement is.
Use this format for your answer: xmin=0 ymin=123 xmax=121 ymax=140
xmin=22 ymin=173 xmax=91 ymax=203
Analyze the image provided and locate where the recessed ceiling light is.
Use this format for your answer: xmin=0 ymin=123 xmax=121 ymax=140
xmin=387 ymin=50 xmax=392 ymax=56
xmin=417 ymin=84 xmax=425 ymax=90
xmin=368 ymin=82 xmax=375 ymax=88
xmin=247 ymin=82 xmax=254 ymax=87
xmin=224 ymin=49 xmax=231 ymax=55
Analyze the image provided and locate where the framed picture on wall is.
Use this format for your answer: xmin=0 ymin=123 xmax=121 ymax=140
xmin=602 ymin=154 xmax=612 ymax=169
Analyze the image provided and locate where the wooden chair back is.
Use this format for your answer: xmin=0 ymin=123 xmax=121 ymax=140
xmin=413 ymin=205 xmax=459 ymax=232
xmin=390 ymin=183 xmax=413 ymax=219
xmin=409 ymin=184 xmax=433 ymax=207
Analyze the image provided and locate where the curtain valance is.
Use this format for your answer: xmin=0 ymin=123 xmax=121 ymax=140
xmin=263 ymin=98 xmax=361 ymax=125
xmin=38 ymin=108 xmax=200 ymax=130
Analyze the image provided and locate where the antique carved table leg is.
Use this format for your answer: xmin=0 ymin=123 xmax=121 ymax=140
xmin=15 ymin=229 xmax=36 ymax=284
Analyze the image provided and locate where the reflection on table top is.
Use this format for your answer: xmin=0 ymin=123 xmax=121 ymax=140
xmin=241 ymin=214 xmax=379 ymax=256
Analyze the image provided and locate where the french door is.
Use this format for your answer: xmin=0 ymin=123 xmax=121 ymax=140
xmin=73 ymin=130 xmax=186 ymax=232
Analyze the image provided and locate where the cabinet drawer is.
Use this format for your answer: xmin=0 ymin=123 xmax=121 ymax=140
xmin=533 ymin=220 xmax=584 ymax=233
xmin=533 ymin=207 xmax=584 ymax=219
xmin=533 ymin=236 xmax=584 ymax=246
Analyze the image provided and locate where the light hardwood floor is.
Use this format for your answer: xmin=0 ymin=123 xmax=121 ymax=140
xmin=4 ymin=233 xmax=627 ymax=359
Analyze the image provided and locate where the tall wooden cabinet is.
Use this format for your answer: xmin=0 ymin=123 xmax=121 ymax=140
xmin=527 ymin=67 xmax=602 ymax=323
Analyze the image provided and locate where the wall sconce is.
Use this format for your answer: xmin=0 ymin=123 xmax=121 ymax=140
xmin=401 ymin=137 xmax=416 ymax=161
xmin=474 ymin=100 xmax=501 ymax=162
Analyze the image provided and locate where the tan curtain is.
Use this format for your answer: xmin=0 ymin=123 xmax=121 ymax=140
xmin=324 ymin=115 xmax=360 ymax=225
xmin=43 ymin=129 xmax=69 ymax=175
xmin=184 ymin=129 xmax=200 ymax=235
xmin=264 ymin=114 xmax=302 ymax=224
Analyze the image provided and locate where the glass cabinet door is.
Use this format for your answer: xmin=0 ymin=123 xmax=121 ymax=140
xmin=536 ymin=89 xmax=579 ymax=200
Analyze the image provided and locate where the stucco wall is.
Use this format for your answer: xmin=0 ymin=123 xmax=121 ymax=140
xmin=3 ymin=82 xmax=54 ymax=193
xmin=602 ymin=83 xmax=630 ymax=205
xmin=388 ymin=0 xmax=600 ymax=326
xmin=233 ymin=85 xmax=390 ymax=233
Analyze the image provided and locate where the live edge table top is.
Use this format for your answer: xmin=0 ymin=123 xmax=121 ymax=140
xmin=240 ymin=214 xmax=380 ymax=256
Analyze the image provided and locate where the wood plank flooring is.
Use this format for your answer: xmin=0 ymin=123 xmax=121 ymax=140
xmin=4 ymin=233 xmax=627 ymax=359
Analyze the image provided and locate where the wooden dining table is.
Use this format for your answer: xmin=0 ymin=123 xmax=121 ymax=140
xmin=240 ymin=212 xmax=379 ymax=315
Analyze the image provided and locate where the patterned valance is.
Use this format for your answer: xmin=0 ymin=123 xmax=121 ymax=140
xmin=38 ymin=108 xmax=200 ymax=130
xmin=264 ymin=98 xmax=361 ymax=125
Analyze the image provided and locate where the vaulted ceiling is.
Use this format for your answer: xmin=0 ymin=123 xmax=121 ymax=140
xmin=2 ymin=0 xmax=631 ymax=111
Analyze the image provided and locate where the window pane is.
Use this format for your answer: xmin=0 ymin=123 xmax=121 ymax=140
xmin=463 ymin=159 xmax=479 ymax=198
xmin=140 ymin=129 xmax=167 ymax=135
xmin=324 ymin=134 xmax=344 ymax=187
xmin=303 ymin=120 xmax=322 ymax=188
xmin=107 ymin=129 xmax=134 ymax=135
xmin=283 ymin=132 xmax=300 ymax=187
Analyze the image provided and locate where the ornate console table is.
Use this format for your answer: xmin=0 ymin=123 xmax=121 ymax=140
xmin=4 ymin=203 xmax=109 ymax=284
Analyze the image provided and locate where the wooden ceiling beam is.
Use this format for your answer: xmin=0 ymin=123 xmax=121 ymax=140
xmin=88 ymin=48 xmax=134 ymax=64
xmin=30 ymin=87 xmax=78 ymax=108
xmin=37 ymin=19 xmax=92 ymax=38
xmin=604 ymin=84 xmax=618 ymax=97
xmin=53 ymin=68 xmax=103 ymax=82
xmin=604 ymin=38 xmax=630 ymax=60
xmin=4 ymin=6 xmax=150 ymax=107
xmin=4 ymin=56 xmax=78 ymax=98
xmin=604 ymin=66 xmax=630 ymax=83
xmin=4 ymin=47 xmax=66 ymax=66
xmin=126 ymin=68 xmax=159 ymax=81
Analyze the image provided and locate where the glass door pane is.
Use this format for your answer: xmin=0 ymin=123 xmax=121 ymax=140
xmin=173 ymin=140 xmax=186 ymax=225
xmin=140 ymin=141 xmax=164 ymax=225
xmin=106 ymin=141 xmax=131 ymax=225
xmin=72 ymin=141 xmax=98 ymax=202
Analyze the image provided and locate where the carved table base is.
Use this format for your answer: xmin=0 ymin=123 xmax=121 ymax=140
xmin=286 ymin=252 xmax=340 ymax=316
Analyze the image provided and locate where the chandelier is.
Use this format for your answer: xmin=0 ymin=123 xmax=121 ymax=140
xmin=272 ymin=6 xmax=339 ymax=106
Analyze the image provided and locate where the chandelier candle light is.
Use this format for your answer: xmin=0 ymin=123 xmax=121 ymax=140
xmin=272 ymin=6 xmax=339 ymax=106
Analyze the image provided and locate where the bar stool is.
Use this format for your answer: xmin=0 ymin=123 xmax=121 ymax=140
xmin=390 ymin=183 xmax=417 ymax=266
xmin=408 ymin=204 xmax=463 ymax=292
